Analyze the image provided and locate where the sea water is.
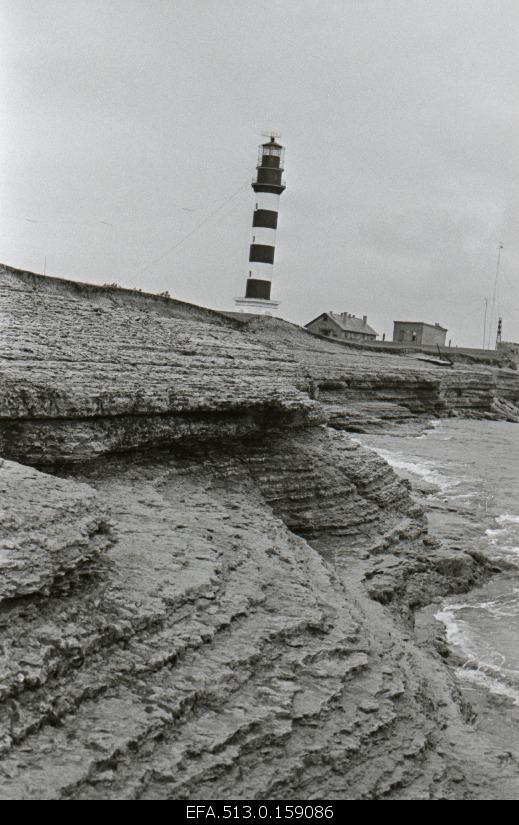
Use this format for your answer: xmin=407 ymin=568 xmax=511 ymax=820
xmin=355 ymin=419 xmax=519 ymax=705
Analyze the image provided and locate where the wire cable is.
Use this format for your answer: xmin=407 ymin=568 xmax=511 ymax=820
xmin=132 ymin=180 xmax=250 ymax=278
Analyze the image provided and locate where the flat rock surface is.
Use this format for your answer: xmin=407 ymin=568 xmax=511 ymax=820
xmin=0 ymin=267 xmax=321 ymax=462
xmin=2 ymin=266 xmax=518 ymax=465
xmin=242 ymin=316 xmax=519 ymax=426
xmin=0 ymin=267 xmax=311 ymax=420
xmin=1 ymin=268 xmax=518 ymax=798
xmin=0 ymin=432 xmax=513 ymax=799
xmin=0 ymin=458 xmax=111 ymax=603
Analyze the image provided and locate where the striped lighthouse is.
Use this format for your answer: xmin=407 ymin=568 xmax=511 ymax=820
xmin=234 ymin=133 xmax=286 ymax=313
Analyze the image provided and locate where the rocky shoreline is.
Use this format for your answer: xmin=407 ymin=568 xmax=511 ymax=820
xmin=1 ymin=264 xmax=519 ymax=798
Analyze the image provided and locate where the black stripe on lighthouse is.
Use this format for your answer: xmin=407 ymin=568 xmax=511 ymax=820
xmin=253 ymin=209 xmax=278 ymax=229
xmin=256 ymin=167 xmax=283 ymax=187
xmin=245 ymin=278 xmax=272 ymax=300
xmin=249 ymin=244 xmax=275 ymax=264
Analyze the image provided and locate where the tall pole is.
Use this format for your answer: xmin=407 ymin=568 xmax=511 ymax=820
xmin=488 ymin=242 xmax=503 ymax=349
xmin=483 ymin=297 xmax=488 ymax=350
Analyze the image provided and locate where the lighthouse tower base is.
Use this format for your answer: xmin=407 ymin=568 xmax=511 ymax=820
xmin=233 ymin=296 xmax=280 ymax=315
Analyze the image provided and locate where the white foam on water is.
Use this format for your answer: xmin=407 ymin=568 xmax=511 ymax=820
xmin=436 ymin=592 xmax=519 ymax=707
xmin=486 ymin=527 xmax=508 ymax=543
xmin=485 ymin=516 xmax=519 ymax=561
xmin=435 ymin=605 xmax=475 ymax=654
xmin=439 ymin=593 xmax=519 ymax=621
xmin=435 ymin=601 xmax=518 ymax=666
xmin=498 ymin=545 xmax=519 ymax=564
xmin=373 ymin=449 xmax=458 ymax=492
xmin=350 ymin=428 xmax=461 ymax=492
xmin=455 ymin=667 xmax=519 ymax=706
xmin=394 ymin=421 xmax=519 ymax=712
xmin=470 ymin=597 xmax=519 ymax=620
xmin=497 ymin=514 xmax=519 ymax=525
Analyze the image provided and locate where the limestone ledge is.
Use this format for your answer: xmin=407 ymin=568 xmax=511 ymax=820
xmin=0 ymin=268 xmax=310 ymax=420
xmin=2 ymin=265 xmax=519 ymax=467
xmin=242 ymin=316 xmax=519 ymax=430
xmin=0 ymin=267 xmax=320 ymax=463
xmin=0 ymin=266 xmax=516 ymax=798
xmin=0 ymin=458 xmax=111 ymax=603
xmin=0 ymin=403 xmax=322 ymax=466
xmin=0 ymin=431 xmax=501 ymax=799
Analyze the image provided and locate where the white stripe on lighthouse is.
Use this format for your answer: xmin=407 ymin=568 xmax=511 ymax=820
xmin=254 ymin=192 xmax=280 ymax=213
xmin=248 ymin=262 xmax=275 ymax=279
xmin=251 ymin=226 xmax=276 ymax=247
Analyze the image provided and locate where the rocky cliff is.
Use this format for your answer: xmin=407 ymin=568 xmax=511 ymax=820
xmin=239 ymin=316 xmax=519 ymax=431
xmin=0 ymin=266 xmax=319 ymax=465
xmin=2 ymin=264 xmax=518 ymax=464
xmin=0 ymin=264 xmax=517 ymax=799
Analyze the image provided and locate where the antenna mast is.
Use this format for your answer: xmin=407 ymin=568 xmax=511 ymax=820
xmin=496 ymin=316 xmax=502 ymax=347
xmin=488 ymin=242 xmax=503 ymax=349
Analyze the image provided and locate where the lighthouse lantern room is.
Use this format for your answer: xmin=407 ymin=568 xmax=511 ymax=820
xmin=234 ymin=133 xmax=286 ymax=313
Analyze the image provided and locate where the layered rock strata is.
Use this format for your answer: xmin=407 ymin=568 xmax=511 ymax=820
xmin=241 ymin=316 xmax=519 ymax=430
xmin=0 ymin=264 xmax=517 ymax=799
xmin=0 ymin=266 xmax=319 ymax=464
xmin=0 ymin=445 xmax=503 ymax=799
xmin=2 ymin=266 xmax=519 ymax=465
xmin=0 ymin=458 xmax=111 ymax=603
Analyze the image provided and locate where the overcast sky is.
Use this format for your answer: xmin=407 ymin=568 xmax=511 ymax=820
xmin=1 ymin=0 xmax=518 ymax=345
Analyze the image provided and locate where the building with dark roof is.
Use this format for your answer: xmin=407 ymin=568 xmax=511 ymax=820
xmin=305 ymin=311 xmax=378 ymax=342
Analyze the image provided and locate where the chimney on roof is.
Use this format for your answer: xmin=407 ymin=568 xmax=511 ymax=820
xmin=363 ymin=315 xmax=367 ymax=325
